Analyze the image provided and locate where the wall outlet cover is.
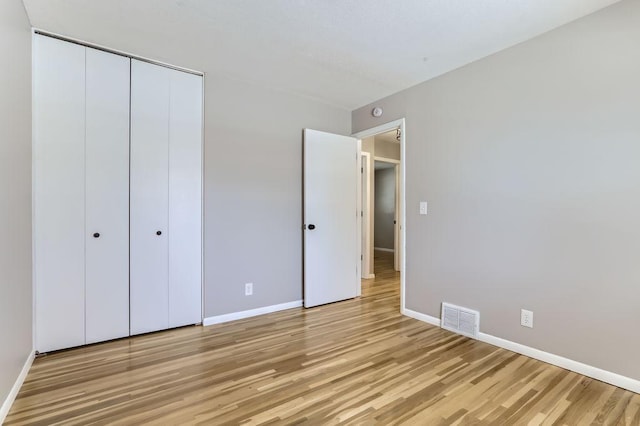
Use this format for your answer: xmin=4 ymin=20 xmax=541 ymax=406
xmin=521 ymin=309 xmax=533 ymax=328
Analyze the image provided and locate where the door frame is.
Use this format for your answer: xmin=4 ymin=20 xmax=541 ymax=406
xmin=360 ymin=151 xmax=374 ymax=280
xmin=352 ymin=118 xmax=406 ymax=312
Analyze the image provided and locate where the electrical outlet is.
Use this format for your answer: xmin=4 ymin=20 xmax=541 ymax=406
xmin=245 ymin=283 xmax=253 ymax=296
xmin=521 ymin=309 xmax=533 ymax=328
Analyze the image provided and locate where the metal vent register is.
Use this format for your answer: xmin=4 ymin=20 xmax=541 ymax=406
xmin=441 ymin=302 xmax=480 ymax=339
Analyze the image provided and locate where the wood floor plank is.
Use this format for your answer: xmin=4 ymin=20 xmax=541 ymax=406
xmin=5 ymin=252 xmax=639 ymax=425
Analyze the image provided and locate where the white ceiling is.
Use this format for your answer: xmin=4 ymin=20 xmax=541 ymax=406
xmin=22 ymin=0 xmax=621 ymax=110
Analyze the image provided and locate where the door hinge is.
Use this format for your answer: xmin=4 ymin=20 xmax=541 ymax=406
xmin=361 ymin=254 xmax=363 ymax=260
xmin=361 ymin=211 xmax=363 ymax=217
xmin=361 ymin=167 xmax=363 ymax=173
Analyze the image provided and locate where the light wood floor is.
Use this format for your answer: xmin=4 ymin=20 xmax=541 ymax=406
xmin=6 ymin=252 xmax=640 ymax=425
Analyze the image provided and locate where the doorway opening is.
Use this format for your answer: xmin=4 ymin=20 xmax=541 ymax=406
xmin=373 ymin=158 xmax=400 ymax=271
xmin=353 ymin=119 xmax=405 ymax=312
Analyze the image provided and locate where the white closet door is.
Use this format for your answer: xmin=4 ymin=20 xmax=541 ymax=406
xmin=34 ymin=35 xmax=86 ymax=352
xmin=130 ymin=60 xmax=170 ymax=335
xmin=85 ymin=48 xmax=131 ymax=344
xmin=168 ymin=70 xmax=203 ymax=328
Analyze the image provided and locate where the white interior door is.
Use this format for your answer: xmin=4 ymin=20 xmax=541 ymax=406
xmin=34 ymin=35 xmax=86 ymax=352
xmin=85 ymin=48 xmax=131 ymax=344
xmin=303 ymin=129 xmax=359 ymax=308
xmin=168 ymin=69 xmax=203 ymax=328
xmin=130 ymin=60 xmax=170 ymax=335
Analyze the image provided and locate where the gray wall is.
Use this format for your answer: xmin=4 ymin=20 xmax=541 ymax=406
xmin=0 ymin=0 xmax=33 ymax=408
xmin=353 ymin=0 xmax=640 ymax=380
xmin=374 ymin=167 xmax=395 ymax=250
xmin=204 ymin=76 xmax=350 ymax=316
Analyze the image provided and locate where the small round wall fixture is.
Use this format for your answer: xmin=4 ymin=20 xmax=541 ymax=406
xmin=371 ymin=107 xmax=383 ymax=117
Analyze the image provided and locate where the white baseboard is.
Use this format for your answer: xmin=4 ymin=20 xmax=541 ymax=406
xmin=203 ymin=300 xmax=303 ymax=326
xmin=374 ymin=247 xmax=394 ymax=253
xmin=0 ymin=350 xmax=35 ymax=423
xmin=362 ymin=273 xmax=375 ymax=279
xmin=477 ymin=333 xmax=640 ymax=394
xmin=402 ymin=308 xmax=640 ymax=395
xmin=402 ymin=308 xmax=441 ymax=327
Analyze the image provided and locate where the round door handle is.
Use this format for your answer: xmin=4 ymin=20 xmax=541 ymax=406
xmin=308 ymin=224 xmax=316 ymax=230
xmin=93 ymin=232 xmax=100 ymax=238
xmin=156 ymin=230 xmax=162 ymax=236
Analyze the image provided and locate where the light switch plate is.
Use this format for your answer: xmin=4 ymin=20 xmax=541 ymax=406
xmin=419 ymin=201 xmax=428 ymax=215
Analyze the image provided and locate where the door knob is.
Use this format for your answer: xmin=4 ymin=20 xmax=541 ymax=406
xmin=93 ymin=232 xmax=100 ymax=238
xmin=156 ymin=230 xmax=162 ymax=236
xmin=308 ymin=224 xmax=316 ymax=230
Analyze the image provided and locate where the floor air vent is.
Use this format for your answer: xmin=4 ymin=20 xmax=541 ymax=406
xmin=441 ymin=302 xmax=479 ymax=339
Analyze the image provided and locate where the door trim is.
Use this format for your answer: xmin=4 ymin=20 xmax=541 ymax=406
xmin=374 ymin=156 xmax=400 ymax=164
xmin=352 ymin=118 xmax=406 ymax=313
xmin=33 ymin=29 xmax=204 ymax=76
xmin=360 ymin=152 xmax=374 ymax=280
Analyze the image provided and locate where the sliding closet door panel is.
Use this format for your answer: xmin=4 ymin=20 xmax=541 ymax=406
xmin=168 ymin=71 xmax=203 ymax=328
xmin=34 ymin=35 xmax=86 ymax=352
xmin=85 ymin=49 xmax=131 ymax=344
xmin=130 ymin=60 xmax=170 ymax=335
